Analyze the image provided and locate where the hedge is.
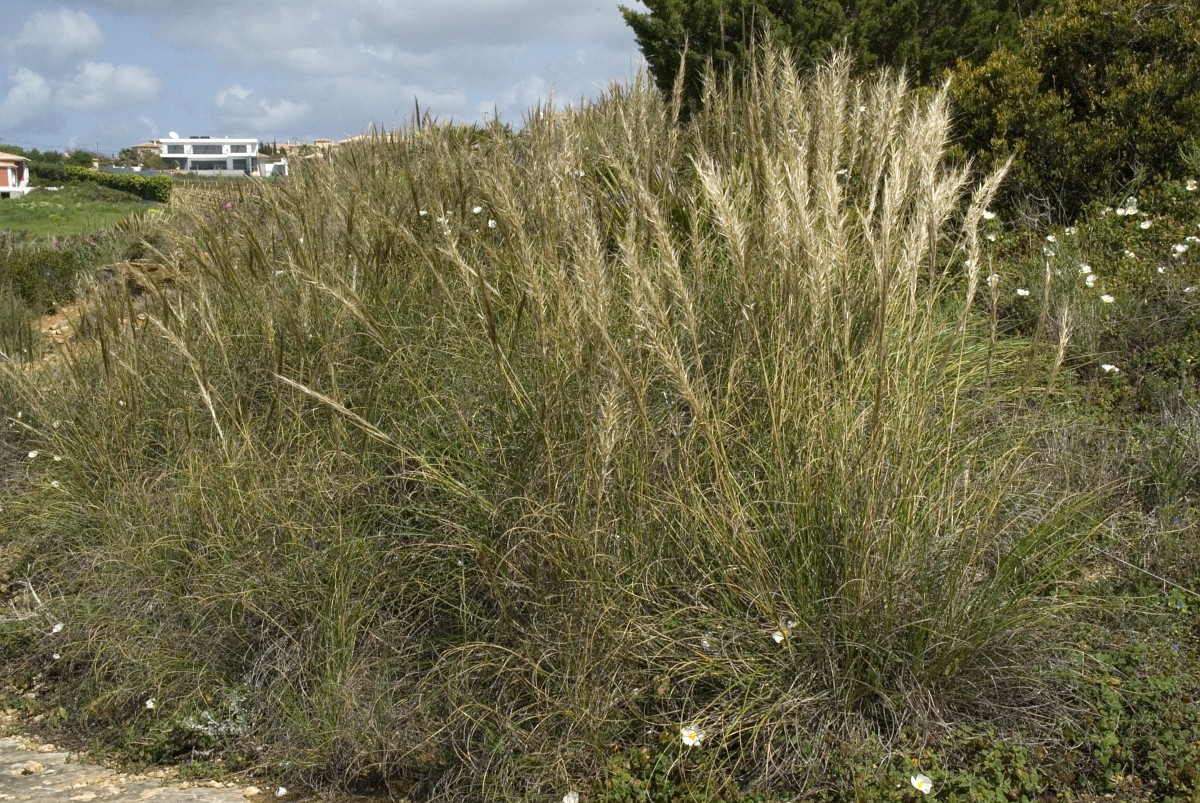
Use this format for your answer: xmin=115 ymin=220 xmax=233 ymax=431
xmin=62 ymin=166 xmax=172 ymax=204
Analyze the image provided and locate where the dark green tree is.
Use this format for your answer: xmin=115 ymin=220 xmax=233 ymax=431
xmin=620 ymin=0 xmax=1046 ymax=112
xmin=66 ymin=149 xmax=96 ymax=166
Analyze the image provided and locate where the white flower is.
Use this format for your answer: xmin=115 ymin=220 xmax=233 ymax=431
xmin=1184 ymin=286 xmax=1197 ymax=293
xmin=50 ymin=480 xmax=61 ymax=489
xmin=1188 ymin=236 xmax=1200 ymax=243
xmin=472 ymin=206 xmax=483 ymax=214
xmin=27 ymin=451 xmax=38 ymax=459
xmin=1043 ymin=246 xmax=1056 ymax=257
xmin=1158 ymin=266 xmax=1167 ymax=274
xmin=1079 ymin=263 xmax=1092 ymax=275
xmin=1174 ymin=243 xmax=1189 ymax=256
xmin=982 ymin=210 xmax=996 ymax=221
xmin=772 ymin=630 xmax=785 ymax=643
xmin=1140 ymin=220 xmax=1153 ymax=229
xmin=986 ymin=233 xmax=997 ymax=242
xmin=51 ymin=622 xmax=64 ymax=634
xmin=911 ymin=774 xmax=933 ymax=795
xmin=1016 ymin=288 xmax=1030 ymax=297
xmin=562 ymin=792 xmax=579 ymax=803
xmin=1046 ymin=234 xmax=1057 ymax=243
xmin=1065 ymin=226 xmax=1078 ymax=235
xmin=1187 ymin=179 xmax=1198 ymax=191
xmin=1116 ymin=207 xmax=1127 ymax=216
xmin=1086 ymin=273 xmax=1097 ymax=287
xmin=145 ymin=698 xmax=156 ymax=710
xmin=986 ymin=273 xmax=999 ymax=289
xmin=680 ymin=726 xmax=705 ymax=747
xmin=1125 ymin=249 xmax=1136 ymax=259
xmin=53 ymin=455 xmax=62 ymax=462
xmin=1101 ymin=364 xmax=1120 ymax=373
xmin=418 ymin=210 xmax=428 ymax=217
xmin=51 ymin=653 xmax=60 ymax=660
xmin=487 ymin=219 xmax=497 ymax=229
xmin=1101 ymin=294 xmax=1115 ymax=303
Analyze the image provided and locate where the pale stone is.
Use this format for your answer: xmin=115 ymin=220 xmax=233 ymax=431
xmin=20 ymin=761 xmax=43 ymax=776
xmin=243 ymin=787 xmax=263 ymax=798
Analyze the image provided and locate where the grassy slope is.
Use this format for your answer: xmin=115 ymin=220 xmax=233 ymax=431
xmin=0 ymin=52 xmax=1198 ymax=802
xmin=0 ymin=182 xmax=161 ymax=239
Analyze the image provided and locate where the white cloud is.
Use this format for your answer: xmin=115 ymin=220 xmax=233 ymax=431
xmin=8 ymin=0 xmax=644 ymax=150
xmin=213 ymin=85 xmax=311 ymax=132
xmin=56 ymin=62 xmax=162 ymax=112
xmin=10 ymin=9 xmax=105 ymax=72
xmin=0 ymin=68 xmax=57 ymax=130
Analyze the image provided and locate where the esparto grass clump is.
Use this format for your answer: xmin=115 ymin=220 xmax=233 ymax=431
xmin=0 ymin=48 xmax=1097 ymax=800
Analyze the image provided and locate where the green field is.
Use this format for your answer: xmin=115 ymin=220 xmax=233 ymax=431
xmin=1 ymin=51 xmax=1199 ymax=802
xmin=0 ymin=182 xmax=162 ymax=239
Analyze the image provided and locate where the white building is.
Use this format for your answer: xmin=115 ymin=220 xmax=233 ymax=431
xmin=0 ymin=151 xmax=32 ymax=198
xmin=160 ymin=133 xmax=258 ymax=174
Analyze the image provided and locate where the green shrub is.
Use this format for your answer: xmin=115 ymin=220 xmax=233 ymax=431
xmin=951 ymin=0 xmax=1200 ymax=219
xmin=0 ymin=242 xmax=87 ymax=313
xmin=30 ymin=162 xmax=69 ymax=185
xmin=63 ymin=167 xmax=172 ymax=203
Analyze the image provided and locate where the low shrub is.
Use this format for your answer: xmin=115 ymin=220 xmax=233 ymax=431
xmin=985 ymin=177 xmax=1200 ymax=413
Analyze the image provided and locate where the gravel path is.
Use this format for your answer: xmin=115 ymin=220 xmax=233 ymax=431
xmin=0 ymin=734 xmax=281 ymax=802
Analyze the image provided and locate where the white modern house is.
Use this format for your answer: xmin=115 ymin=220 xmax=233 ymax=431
xmin=0 ymin=151 xmax=32 ymax=198
xmin=160 ymin=133 xmax=258 ymax=175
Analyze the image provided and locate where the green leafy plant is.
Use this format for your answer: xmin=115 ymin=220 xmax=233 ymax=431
xmin=951 ymin=0 xmax=1200 ymax=219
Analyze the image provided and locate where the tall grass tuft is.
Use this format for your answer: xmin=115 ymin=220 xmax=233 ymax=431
xmin=0 ymin=47 xmax=1095 ymax=798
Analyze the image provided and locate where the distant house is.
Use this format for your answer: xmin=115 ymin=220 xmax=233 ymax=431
xmin=131 ymin=139 xmax=161 ymax=160
xmin=160 ymin=134 xmax=259 ymax=174
xmin=0 ymin=151 xmax=32 ymax=198
xmin=257 ymin=158 xmax=288 ymax=178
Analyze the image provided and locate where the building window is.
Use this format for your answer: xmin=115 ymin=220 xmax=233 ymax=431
xmin=192 ymin=144 xmax=223 ymax=155
xmin=230 ymin=145 xmax=247 ymax=153
xmin=167 ymin=145 xmax=184 ymax=154
xmin=232 ymin=159 xmax=248 ymax=171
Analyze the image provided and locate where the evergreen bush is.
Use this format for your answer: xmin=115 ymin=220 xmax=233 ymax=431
xmin=951 ymin=0 xmax=1200 ymax=219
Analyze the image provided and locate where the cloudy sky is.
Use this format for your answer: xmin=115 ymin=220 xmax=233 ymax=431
xmin=0 ymin=1 xmax=647 ymax=156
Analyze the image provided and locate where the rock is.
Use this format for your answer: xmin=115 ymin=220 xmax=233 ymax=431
xmin=20 ymin=760 xmax=44 ymax=775
xmin=243 ymin=786 xmax=263 ymax=798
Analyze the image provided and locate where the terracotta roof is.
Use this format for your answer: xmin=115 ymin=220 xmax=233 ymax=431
xmin=0 ymin=151 xmax=29 ymax=162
